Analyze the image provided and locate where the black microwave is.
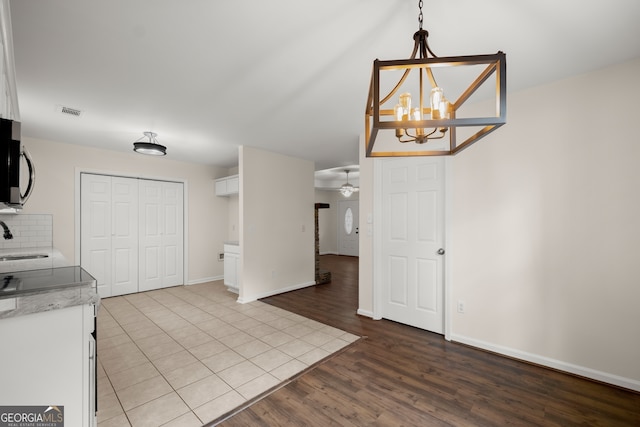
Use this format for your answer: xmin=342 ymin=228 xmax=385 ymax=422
xmin=0 ymin=118 xmax=35 ymax=209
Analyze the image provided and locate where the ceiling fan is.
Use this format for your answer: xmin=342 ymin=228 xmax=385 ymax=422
xmin=339 ymin=170 xmax=359 ymax=197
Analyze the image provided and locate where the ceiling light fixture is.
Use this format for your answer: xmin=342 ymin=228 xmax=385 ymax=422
xmin=340 ymin=170 xmax=355 ymax=197
xmin=133 ymin=131 xmax=167 ymax=156
xmin=365 ymin=0 xmax=506 ymax=157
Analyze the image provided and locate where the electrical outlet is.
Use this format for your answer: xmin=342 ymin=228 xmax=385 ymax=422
xmin=457 ymin=300 xmax=465 ymax=313
xmin=218 ymin=253 xmax=224 ymax=261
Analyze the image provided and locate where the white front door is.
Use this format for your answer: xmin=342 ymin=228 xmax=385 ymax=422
xmin=379 ymin=157 xmax=445 ymax=333
xmin=338 ymin=200 xmax=359 ymax=257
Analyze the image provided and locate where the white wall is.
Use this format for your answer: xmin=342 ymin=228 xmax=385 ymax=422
xmin=358 ymin=58 xmax=640 ymax=390
xmin=20 ymin=137 xmax=230 ymax=284
xmin=226 ymin=194 xmax=239 ymax=242
xmin=225 ymin=166 xmax=240 ymax=242
xmin=238 ymin=146 xmax=315 ymax=302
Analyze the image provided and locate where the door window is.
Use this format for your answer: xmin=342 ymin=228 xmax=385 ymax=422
xmin=344 ymin=207 xmax=353 ymax=235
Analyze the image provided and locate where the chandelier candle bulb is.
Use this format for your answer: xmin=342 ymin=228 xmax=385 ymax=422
xmin=430 ymin=87 xmax=444 ymax=120
xmin=399 ymin=93 xmax=412 ymax=116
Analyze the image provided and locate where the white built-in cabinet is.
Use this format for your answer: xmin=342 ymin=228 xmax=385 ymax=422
xmin=80 ymin=173 xmax=184 ymax=297
xmin=215 ymin=174 xmax=239 ymax=196
xmin=223 ymin=243 xmax=239 ymax=293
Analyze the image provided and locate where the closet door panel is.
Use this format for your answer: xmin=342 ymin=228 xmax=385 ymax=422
xmin=81 ymin=174 xmax=113 ymax=298
xmin=139 ymin=180 xmax=163 ymax=292
xmin=111 ymin=177 xmax=138 ymax=296
xmin=161 ymin=182 xmax=184 ymax=288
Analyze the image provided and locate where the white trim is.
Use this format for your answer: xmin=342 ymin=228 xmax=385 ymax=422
xmin=74 ymin=168 xmax=189 ymax=290
xmin=187 ymin=275 xmax=223 ymax=285
xmin=319 ymin=251 xmax=339 ymax=256
xmin=237 ymin=280 xmax=316 ymax=304
xmin=451 ymin=334 xmax=640 ymax=393
xmin=443 ymin=157 xmax=453 ymax=341
xmin=372 ymin=158 xmax=383 ymax=320
xmin=356 ymin=308 xmax=374 ymax=318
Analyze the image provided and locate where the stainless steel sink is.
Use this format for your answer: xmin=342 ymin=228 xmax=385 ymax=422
xmin=0 ymin=254 xmax=49 ymax=261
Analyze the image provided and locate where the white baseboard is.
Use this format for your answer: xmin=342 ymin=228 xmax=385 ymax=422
xmin=237 ymin=280 xmax=317 ymax=304
xmin=187 ymin=275 xmax=223 ymax=285
xmin=450 ymin=333 xmax=640 ymax=393
xmin=357 ymin=308 xmax=374 ymax=318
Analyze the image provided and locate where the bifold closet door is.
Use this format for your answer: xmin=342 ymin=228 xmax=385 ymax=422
xmin=138 ymin=179 xmax=184 ymax=292
xmin=80 ymin=174 xmax=139 ymax=297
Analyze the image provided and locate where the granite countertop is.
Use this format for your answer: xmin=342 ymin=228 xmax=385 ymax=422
xmin=0 ymin=284 xmax=100 ymax=319
xmin=0 ymin=265 xmax=100 ymax=319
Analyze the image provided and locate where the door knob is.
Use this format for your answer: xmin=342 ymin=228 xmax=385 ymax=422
xmin=437 ymin=248 xmax=445 ymax=255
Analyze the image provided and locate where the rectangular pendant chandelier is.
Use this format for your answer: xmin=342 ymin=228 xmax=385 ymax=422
xmin=364 ymin=2 xmax=507 ymax=157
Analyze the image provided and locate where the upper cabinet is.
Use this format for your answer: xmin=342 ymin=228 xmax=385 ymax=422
xmin=0 ymin=0 xmax=20 ymax=120
xmin=215 ymin=174 xmax=239 ymax=196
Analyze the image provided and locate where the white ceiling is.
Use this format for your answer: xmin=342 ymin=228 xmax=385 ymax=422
xmin=8 ymin=0 xmax=640 ymax=173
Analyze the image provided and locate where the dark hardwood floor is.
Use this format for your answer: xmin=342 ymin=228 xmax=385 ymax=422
xmin=218 ymin=255 xmax=640 ymax=426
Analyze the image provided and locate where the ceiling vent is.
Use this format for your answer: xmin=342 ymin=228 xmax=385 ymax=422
xmin=58 ymin=105 xmax=82 ymax=117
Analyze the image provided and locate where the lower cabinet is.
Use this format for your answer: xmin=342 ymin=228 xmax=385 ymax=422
xmin=0 ymin=303 xmax=97 ymax=427
xmin=223 ymin=243 xmax=239 ymax=293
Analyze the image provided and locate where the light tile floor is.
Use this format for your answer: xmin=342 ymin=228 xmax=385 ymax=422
xmin=96 ymin=281 xmax=359 ymax=426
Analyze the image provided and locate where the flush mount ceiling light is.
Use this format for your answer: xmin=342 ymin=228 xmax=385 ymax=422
xmin=133 ymin=131 xmax=167 ymax=156
xmin=365 ymin=0 xmax=506 ymax=157
xmin=340 ymin=170 xmax=357 ymax=197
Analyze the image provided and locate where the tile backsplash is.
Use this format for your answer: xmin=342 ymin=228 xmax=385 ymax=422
xmin=0 ymin=214 xmax=53 ymax=249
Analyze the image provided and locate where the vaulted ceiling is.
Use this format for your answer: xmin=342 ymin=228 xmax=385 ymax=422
xmin=9 ymin=0 xmax=640 ymax=171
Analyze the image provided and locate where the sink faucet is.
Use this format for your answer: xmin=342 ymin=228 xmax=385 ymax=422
xmin=0 ymin=221 xmax=13 ymax=240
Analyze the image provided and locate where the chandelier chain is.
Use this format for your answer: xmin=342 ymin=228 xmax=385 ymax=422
xmin=418 ymin=0 xmax=424 ymax=30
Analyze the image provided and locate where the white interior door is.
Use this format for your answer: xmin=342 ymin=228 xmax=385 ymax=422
xmin=139 ymin=180 xmax=162 ymax=292
xmin=111 ymin=177 xmax=139 ymax=296
xmin=81 ymin=174 xmax=111 ymax=297
xmin=81 ymin=174 xmax=183 ymax=297
xmin=160 ymin=181 xmax=184 ymax=287
xmin=379 ymin=157 xmax=445 ymax=333
xmin=338 ymin=200 xmax=359 ymax=256
xmin=139 ymin=179 xmax=184 ymax=291
xmin=81 ymin=174 xmax=138 ymax=297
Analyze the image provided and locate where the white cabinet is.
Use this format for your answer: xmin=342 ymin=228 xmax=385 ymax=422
xmin=215 ymin=175 xmax=239 ymax=196
xmin=0 ymin=304 xmax=97 ymax=427
xmin=0 ymin=3 xmax=19 ymax=120
xmin=223 ymin=243 xmax=239 ymax=293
